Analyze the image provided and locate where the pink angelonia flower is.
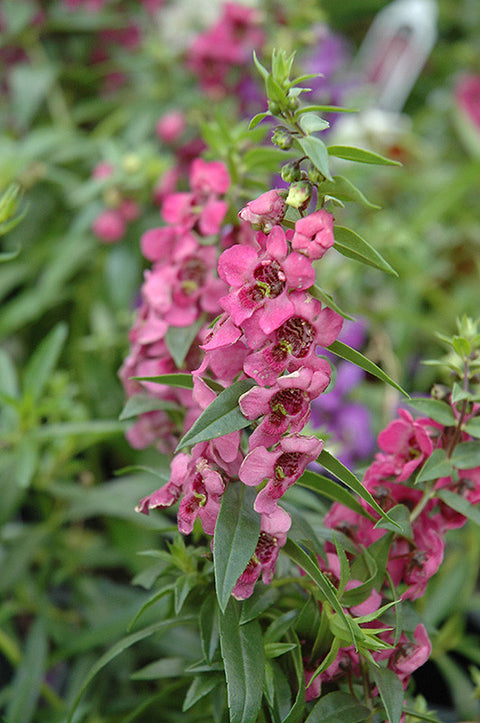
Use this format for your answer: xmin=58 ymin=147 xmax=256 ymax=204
xmin=434 ymin=465 xmax=480 ymax=530
xmin=136 ymin=453 xmax=190 ymax=514
xmin=388 ymin=519 xmax=445 ymax=601
xmin=178 ymin=456 xmax=225 ymax=536
xmin=291 ymin=209 xmax=335 ymax=259
xmin=218 ymin=225 xmax=315 ymax=333
xmin=232 ymin=506 xmax=291 ymax=599
xmin=92 ymin=161 xmax=114 ymax=179
xmin=455 ymin=74 xmax=480 ymax=131
xmin=156 ymin=110 xmax=186 ymax=145
xmin=240 ymin=434 xmax=323 ymax=514
xmin=191 ymin=377 xmax=242 ymax=467
xmin=376 ymin=409 xmax=435 ymax=482
xmin=239 ymin=367 xmax=331 ymax=448
xmin=386 ymin=624 xmax=431 ymax=687
xmin=190 ymin=158 xmax=230 ymax=197
xmin=119 ymin=198 xmax=140 ymax=222
xmin=319 ymin=552 xmax=382 ymax=617
xmin=238 ymin=190 xmax=286 ymax=232
xmin=243 ymin=292 xmax=343 ymax=386
xmin=92 ymin=209 xmax=125 ymax=243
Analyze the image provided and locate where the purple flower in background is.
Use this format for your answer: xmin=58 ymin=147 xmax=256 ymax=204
xmin=310 ymin=319 xmax=375 ymax=468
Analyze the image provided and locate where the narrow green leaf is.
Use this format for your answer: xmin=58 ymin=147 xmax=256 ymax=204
xmin=283 ymin=538 xmax=357 ymax=645
xmin=317 ymin=449 xmax=399 ymax=525
xmin=252 ymin=50 xmax=269 ymax=81
xmin=0 ymin=247 xmax=21 ymax=262
xmin=165 ymin=315 xmax=205 ymax=369
xmin=297 ymin=136 xmax=332 ymax=181
xmin=297 ymin=105 xmax=356 ymax=115
xmin=407 ymin=398 xmax=456 ymax=426
xmin=307 ymin=284 xmax=354 ymax=320
xmin=23 ymin=322 xmax=68 ymax=402
xmin=249 ymin=112 xmax=271 ymax=130
xmin=327 ymin=145 xmax=402 ymax=166
xmin=464 ymin=416 xmax=480 ymax=438
xmin=318 ymin=175 xmax=381 ymax=209
xmin=297 ymin=469 xmax=375 ymax=521
xmin=183 ymin=674 xmax=223 ymax=712
xmin=131 ymin=372 xmax=194 ymax=389
xmin=451 ymin=441 xmax=480 ymax=469
xmin=213 ymin=483 xmax=261 ymax=612
xmin=119 ymin=394 xmax=181 ymax=420
xmin=219 ymin=599 xmax=265 ymax=723
xmin=240 ymin=587 xmax=277 ymax=624
xmin=199 ymin=593 xmax=220 ymax=663
xmin=265 ymin=642 xmax=297 ymax=658
xmin=175 ymin=573 xmax=197 ymax=614
xmin=31 ymin=420 xmax=127 ymax=440
xmin=437 ymin=490 xmax=480 ymax=526
xmin=328 ymin=340 xmax=408 ymax=397
xmin=266 ymin=74 xmax=287 ymax=104
xmin=334 ymin=225 xmax=398 ymax=276
xmin=66 ymin=617 xmax=195 ymax=722
xmin=415 ymin=448 xmax=453 ymax=483
xmin=370 ymin=664 xmax=404 ymax=723
xmin=6 ymin=617 xmax=47 ymax=723
xmin=299 ymin=113 xmax=330 ymax=134
xmin=177 ymin=378 xmax=256 ymax=450
xmin=282 ymin=631 xmax=306 ymax=723
xmin=131 ymin=657 xmax=184 ymax=680
xmin=374 ymin=504 xmax=413 ymax=540
xmin=305 ymin=691 xmax=371 ymax=723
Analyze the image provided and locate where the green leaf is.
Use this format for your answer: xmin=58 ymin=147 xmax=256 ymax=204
xmin=248 ymin=112 xmax=271 ymax=130
xmin=264 ymin=642 xmax=297 ymax=658
xmin=176 ymin=378 xmax=256 ymax=450
xmin=317 ymin=449 xmax=400 ymax=525
xmin=297 ymin=105 xmax=356 ymax=115
xmin=370 ymin=664 xmax=404 ymax=723
xmin=374 ymin=504 xmax=413 ymax=540
xmin=165 ymin=315 xmax=205 ymax=369
xmin=31 ymin=420 xmax=127 ymax=441
xmin=437 ymin=490 xmax=480 ymax=526
xmin=307 ymin=284 xmax=354 ymax=320
xmin=213 ymin=483 xmax=261 ymax=612
xmin=464 ymin=416 xmax=480 ymax=438
xmin=297 ymin=136 xmax=332 ymax=181
xmin=297 ymin=469 xmax=375 ymax=521
xmin=407 ymin=398 xmax=456 ymax=426
xmin=131 ymin=657 xmax=185 ymax=680
xmin=23 ymin=322 xmax=68 ymax=402
xmin=451 ymin=441 xmax=480 ymax=469
xmin=252 ymin=50 xmax=269 ymax=81
xmin=415 ymin=448 xmax=453 ymax=483
xmin=305 ymin=691 xmax=371 ymax=723
xmin=66 ymin=617 xmax=195 ymax=722
xmin=318 ymin=175 xmax=381 ymax=210
xmin=199 ymin=593 xmax=220 ymax=664
xmin=10 ymin=64 xmax=57 ymax=129
xmin=119 ymin=394 xmax=181 ymax=420
xmin=131 ymin=372 xmax=194 ymax=389
xmin=240 ymin=587 xmax=277 ymax=624
xmin=175 ymin=573 xmax=197 ymax=614
xmin=282 ymin=631 xmax=306 ymax=723
xmin=5 ymin=617 xmax=47 ymax=723
xmin=327 ymin=145 xmax=402 ymax=166
xmin=334 ymin=226 xmax=398 ymax=276
xmin=0 ymin=247 xmax=21 ymax=262
xmin=219 ymin=599 xmax=265 ymax=723
xmin=283 ymin=539 xmax=357 ymax=645
xmin=299 ymin=113 xmax=330 ymax=134
xmin=328 ymin=340 xmax=408 ymax=397
xmin=183 ymin=674 xmax=223 ymax=712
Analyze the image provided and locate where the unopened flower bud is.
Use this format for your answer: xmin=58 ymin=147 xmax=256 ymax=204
xmin=272 ymin=126 xmax=293 ymax=150
xmin=281 ymin=161 xmax=302 ymax=183
xmin=286 ymin=180 xmax=313 ymax=210
xmin=268 ymin=100 xmax=281 ymax=116
xmin=307 ymin=163 xmax=325 ymax=185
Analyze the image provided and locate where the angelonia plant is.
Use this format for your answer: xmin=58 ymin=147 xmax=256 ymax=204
xmin=91 ymin=51 xmax=480 ymax=723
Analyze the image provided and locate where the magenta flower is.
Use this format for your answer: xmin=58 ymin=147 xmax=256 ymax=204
xmin=376 ymin=409 xmax=435 ymax=482
xmin=291 ymin=209 xmax=335 ymax=259
xmin=239 ymin=434 xmax=323 ymax=514
xmin=238 ymin=190 xmax=287 ymax=231
xmin=92 ymin=209 xmax=125 ymax=243
xmin=243 ymin=292 xmax=343 ymax=386
xmin=232 ymin=506 xmax=291 ymax=599
xmin=386 ymin=624 xmax=431 ymax=687
xmin=239 ymin=367 xmax=331 ymax=448
xmin=177 ymin=456 xmax=225 ymax=536
xmin=455 ymin=74 xmax=480 ymax=130
xmin=136 ymin=453 xmax=190 ymax=514
xmin=156 ymin=110 xmax=186 ymax=145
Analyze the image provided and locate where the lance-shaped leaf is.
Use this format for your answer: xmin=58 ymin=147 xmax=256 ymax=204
xmin=369 ymin=664 xmax=404 ymax=723
xmin=213 ymin=483 xmax=260 ymax=612
xmin=165 ymin=315 xmax=206 ymax=369
xmin=219 ymin=599 xmax=265 ymax=723
xmin=437 ymin=490 xmax=480 ymax=526
xmin=415 ymin=449 xmax=453 ymax=484
xmin=317 ymin=449 xmax=399 ymax=527
xmin=407 ymin=398 xmax=456 ymax=426
xmin=176 ymin=378 xmax=256 ymax=450
xmin=450 ymin=441 xmax=480 ymax=469
xmin=248 ymin=111 xmax=271 ymax=129
xmin=132 ymin=372 xmax=224 ymax=393
xmin=119 ymin=394 xmax=181 ymax=420
xmin=305 ymin=691 xmax=371 ymax=723
xmin=319 ymin=175 xmax=381 ymax=209
xmin=282 ymin=630 xmax=306 ymax=723
xmin=297 ymin=136 xmax=333 ymax=180
xmin=334 ymin=226 xmax=398 ymax=276
xmin=308 ymin=284 xmax=354 ymax=320
xmin=327 ymin=144 xmax=402 ymax=166
xmin=297 ymin=469 xmax=375 ymax=521
xmin=23 ymin=322 xmax=68 ymax=403
xmin=283 ymin=538 xmax=357 ymax=646
xmin=296 ymin=105 xmax=356 ymax=115
xmin=327 ymin=339 xmax=408 ymax=397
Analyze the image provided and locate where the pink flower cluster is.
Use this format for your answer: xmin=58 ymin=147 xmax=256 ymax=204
xmin=119 ymin=159 xmax=231 ymax=452
xmin=186 ymin=2 xmax=265 ymax=97
xmin=90 ymin=162 xmax=140 ymax=244
xmin=136 ymin=187 xmax=342 ymax=599
xmin=304 ymin=405 xmax=480 ymax=698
